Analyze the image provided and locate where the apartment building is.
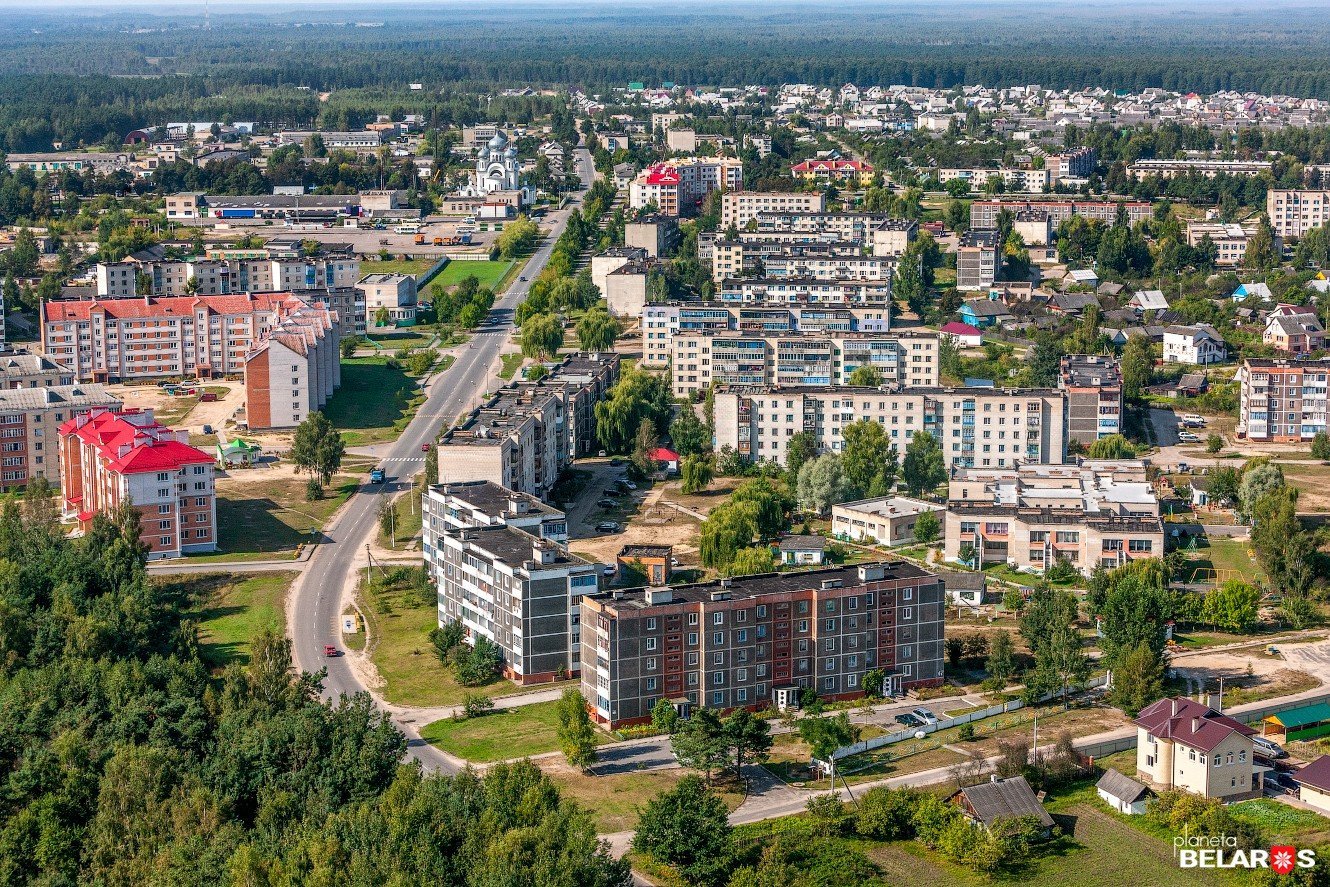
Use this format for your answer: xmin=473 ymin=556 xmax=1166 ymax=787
xmin=357 ymin=273 xmax=418 ymax=327
xmin=754 ymin=211 xmax=897 ymax=243
xmin=641 ymin=302 xmax=894 ymax=368
xmin=1268 ymin=190 xmax=1330 ymax=239
xmin=580 ymin=562 xmax=946 ymax=728
xmin=629 ymin=158 xmax=744 ymax=216
xmin=436 ymin=353 xmax=620 ymax=495
xmin=711 ymin=238 xmax=865 ymax=283
xmin=1134 ymin=697 xmax=1260 ymax=801
xmin=720 ymin=191 xmax=827 ymax=229
xmin=0 ymin=351 xmax=74 ymax=388
xmin=942 ymin=461 xmax=1164 ymax=575
xmin=1059 ymin=354 xmax=1123 ymax=444
xmin=1184 ymin=221 xmax=1280 ymax=267
xmin=100 ymin=257 xmax=362 ymax=298
xmin=1129 ymin=158 xmax=1271 ymax=180
xmin=956 ymin=231 xmax=998 ymax=292
xmin=591 ymin=247 xmax=649 ymax=297
xmin=243 ymin=303 xmax=341 ymax=431
xmin=1236 ymin=358 xmax=1330 ymax=442
xmin=712 ymin=385 xmax=1068 ymax=469
xmin=718 ymin=277 xmax=893 ymax=305
xmin=624 ymin=215 xmax=681 ymax=258
xmin=1047 ymin=147 xmax=1097 ymax=179
xmin=935 ymin=166 xmax=1049 ymax=193
xmin=790 ymin=158 xmax=875 ymax=186
xmin=669 ymin=329 xmax=939 ymax=397
xmin=970 ymin=199 xmax=1152 ymax=230
xmin=0 ymin=384 xmax=121 ymax=491
xmin=43 ymin=291 xmax=353 ymax=383
xmin=422 ymin=480 xmax=569 ymax=544
xmin=58 ymin=408 xmax=217 ymax=559
xmin=430 ymin=523 xmax=599 ymax=684
xmin=604 ymin=259 xmax=656 ymax=318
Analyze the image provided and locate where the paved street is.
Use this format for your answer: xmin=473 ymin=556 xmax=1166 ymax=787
xmin=286 ymin=148 xmax=596 ymax=773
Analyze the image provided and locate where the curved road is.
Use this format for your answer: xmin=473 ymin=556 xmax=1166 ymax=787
xmin=289 ymin=149 xmax=596 ymax=771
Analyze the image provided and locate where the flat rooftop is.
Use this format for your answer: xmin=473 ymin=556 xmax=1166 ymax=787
xmin=457 ymin=524 xmax=589 ymax=569
xmin=835 ymin=496 xmax=944 ymax=519
xmin=432 ymin=480 xmax=562 ymax=519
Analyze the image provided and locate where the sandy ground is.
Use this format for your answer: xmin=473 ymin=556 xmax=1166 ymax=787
xmin=568 ymin=480 xmax=703 ymax=566
xmin=1170 ymin=636 xmax=1329 ymax=703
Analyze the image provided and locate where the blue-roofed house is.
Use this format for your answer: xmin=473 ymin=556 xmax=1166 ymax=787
xmin=959 ymin=300 xmax=1013 ymax=328
xmin=1232 ymin=282 xmax=1273 ymax=302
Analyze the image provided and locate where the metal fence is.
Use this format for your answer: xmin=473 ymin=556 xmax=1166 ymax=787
xmin=832 ymin=675 xmax=1110 ymax=760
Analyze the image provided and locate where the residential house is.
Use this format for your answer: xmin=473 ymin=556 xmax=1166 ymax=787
xmin=1096 ymin=769 xmax=1153 ymax=815
xmin=617 ymin=544 xmax=672 ymax=584
xmin=778 ymin=535 xmax=827 ymax=565
xmin=1264 ymin=313 xmax=1326 ymax=354
xmin=1163 ymin=324 xmax=1227 ymax=365
xmin=950 ymin=776 xmax=1055 ymax=837
xmin=940 ymin=321 xmax=983 ymax=347
xmin=1129 ymin=289 xmax=1170 ymax=312
xmin=1134 ymin=696 xmax=1261 ymax=801
xmin=959 ymin=300 xmax=1013 ymax=328
xmin=1231 ymin=282 xmax=1273 ymax=302
xmin=1296 ymin=756 xmax=1330 ymax=815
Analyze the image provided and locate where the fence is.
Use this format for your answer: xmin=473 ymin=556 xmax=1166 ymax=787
xmin=831 ymin=675 xmax=1110 ymax=760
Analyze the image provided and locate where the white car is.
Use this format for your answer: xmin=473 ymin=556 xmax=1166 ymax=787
xmin=1178 ymin=431 xmax=1202 ymax=443
xmin=911 ymin=707 xmax=939 ymax=725
xmin=1180 ymin=414 xmax=1207 ymax=428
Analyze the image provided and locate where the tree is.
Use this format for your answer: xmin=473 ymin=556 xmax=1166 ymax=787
xmin=784 ymin=430 xmax=819 ymax=478
xmin=1086 ymin=434 xmax=1135 ymax=459
xmin=652 ymin=698 xmax=681 ymax=734
xmin=856 ymin=787 xmax=921 ymax=840
xmin=1111 ymin=640 xmax=1167 ymax=716
xmin=894 ymin=252 xmax=926 ymax=318
xmin=1206 ymin=433 xmax=1224 ymax=454
xmin=556 ymin=687 xmax=598 ymax=770
xmin=631 ymin=418 xmax=659 ymax=477
xmin=495 ymin=214 xmax=539 ymax=259
xmin=728 ymin=545 xmax=775 ymax=576
xmin=430 ymin=620 xmax=465 ymax=664
xmin=1243 ymin=216 xmax=1277 ymax=270
xmin=575 ymin=306 xmax=619 ymax=351
xmin=902 ymin=431 xmax=946 ymax=496
xmin=975 ymin=632 xmax=1013 ymax=688
xmin=632 ymin=775 xmax=733 ymax=887
xmin=374 ymin=306 xmax=391 ymax=328
xmin=1207 ymin=465 xmax=1240 ymax=506
xmin=797 ymin=713 xmax=858 ymax=769
xmin=1030 ymin=622 xmax=1090 ymax=707
xmin=290 ymin=411 xmax=345 ymax=488
xmin=520 ymin=312 xmax=564 ymax=359
xmin=913 ymin=509 xmax=940 ymax=544
xmin=1239 ymin=463 xmax=1285 ymax=520
xmin=796 ymin=453 xmax=848 ymax=515
xmin=671 ymin=710 xmax=729 ymax=783
xmin=841 ymin=419 xmax=898 ymax=498
xmin=453 ymin=636 xmax=502 ymax=685
xmin=1204 ymin=579 xmax=1262 ymax=633
xmin=595 ymin=366 xmax=673 ymax=454
xmin=680 ymin=453 xmax=715 ymax=494
xmin=1002 ymin=586 xmax=1025 ymax=614
xmin=1121 ymin=335 xmax=1153 ymax=399
xmin=1312 ymin=431 xmax=1330 ymax=462
xmin=722 ymin=709 xmax=773 ymax=777
xmin=670 ymin=406 xmax=709 ymax=456
xmin=847 ymin=364 xmax=884 ymax=386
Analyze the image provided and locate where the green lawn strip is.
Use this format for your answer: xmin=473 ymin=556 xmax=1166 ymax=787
xmin=168 ymin=571 xmax=299 ymax=666
xmin=377 ymin=490 xmax=424 ymax=550
xmin=325 ymin=357 xmax=424 ymax=445
xmin=421 ymin=699 xmax=612 ymax=762
xmin=430 ymin=259 xmax=514 ymax=292
xmin=207 ymin=474 xmax=358 ymax=558
xmin=499 ymin=352 xmax=525 ymax=380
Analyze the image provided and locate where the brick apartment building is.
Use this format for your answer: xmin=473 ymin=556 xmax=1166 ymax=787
xmin=580 ymin=562 xmax=946 ymax=728
xmin=243 ymin=302 xmax=341 ymax=430
xmin=0 ymin=384 xmax=121 ymax=491
xmin=629 ymin=159 xmax=744 ymax=216
xmin=1236 ymin=358 xmax=1330 ymax=442
xmin=59 ymin=408 xmax=217 ymax=559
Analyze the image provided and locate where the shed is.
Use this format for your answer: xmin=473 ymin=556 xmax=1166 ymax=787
xmin=648 ymin=446 xmax=680 ymax=473
xmin=1096 ymin=768 xmax=1152 ymax=815
xmin=216 ymin=438 xmax=260 ymax=468
xmin=950 ymin=775 xmax=1055 ymax=836
xmin=1297 ymin=755 xmax=1330 ymax=815
xmin=1263 ymin=702 xmax=1330 ymax=742
xmin=940 ymin=321 xmax=983 ymax=347
xmin=778 ymin=534 xmax=827 ymax=566
xmin=939 ymin=570 xmax=988 ymax=607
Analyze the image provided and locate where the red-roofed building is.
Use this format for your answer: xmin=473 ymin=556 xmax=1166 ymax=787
xmin=42 ymin=291 xmax=353 ymax=384
xmin=791 ymin=158 xmax=876 ymax=186
xmin=629 ymin=158 xmax=744 ymax=217
xmin=59 ymin=407 xmax=217 ymax=559
xmin=1134 ymin=696 xmax=1262 ymax=801
xmin=939 ymin=321 xmax=983 ymax=347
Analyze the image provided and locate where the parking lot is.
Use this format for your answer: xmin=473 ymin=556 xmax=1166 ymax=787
xmin=186 ymin=217 xmax=500 ymax=258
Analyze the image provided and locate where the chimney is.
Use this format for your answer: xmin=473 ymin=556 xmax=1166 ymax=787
xmin=532 ymin=540 xmax=556 ymax=566
xmin=508 ymin=497 xmax=526 ymax=515
xmin=1191 ymin=717 xmax=1200 ymax=733
xmin=1171 ymin=698 xmax=1179 ymax=716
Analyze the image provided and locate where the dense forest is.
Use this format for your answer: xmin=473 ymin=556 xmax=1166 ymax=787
xmin=0 ymin=485 xmax=629 ymax=886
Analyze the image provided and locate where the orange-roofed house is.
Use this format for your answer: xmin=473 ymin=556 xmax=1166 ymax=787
xmin=791 ymin=158 xmax=876 ymax=187
xmin=59 ymin=408 xmax=217 ymax=559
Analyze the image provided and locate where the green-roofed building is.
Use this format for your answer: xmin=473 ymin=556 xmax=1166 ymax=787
xmin=216 ymin=438 xmax=261 ymax=469
xmin=1263 ymin=702 xmax=1330 ymax=742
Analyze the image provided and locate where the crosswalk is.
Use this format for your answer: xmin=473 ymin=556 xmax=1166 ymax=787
xmin=383 ymin=456 xmax=427 ymax=464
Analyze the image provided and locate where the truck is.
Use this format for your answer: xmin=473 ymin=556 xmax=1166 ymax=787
xmin=414 ymin=233 xmax=425 ymax=244
xmin=369 ymin=468 xmax=385 ymax=484
xmin=433 ymin=236 xmax=444 ymax=245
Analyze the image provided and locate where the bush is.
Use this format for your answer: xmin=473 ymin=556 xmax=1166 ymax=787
xmin=305 ymin=477 xmax=325 ymax=501
xmin=958 ymin=723 xmax=976 ymax=741
xmin=855 ymin=787 xmax=920 ymax=840
xmin=459 ymin=693 xmax=494 ymax=719
xmin=804 ymin=794 xmax=850 ymax=834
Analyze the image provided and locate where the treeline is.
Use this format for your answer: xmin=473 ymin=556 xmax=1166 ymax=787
xmin=0 ymin=484 xmax=629 ymax=886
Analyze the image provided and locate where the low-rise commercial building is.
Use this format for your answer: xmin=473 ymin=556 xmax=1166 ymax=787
xmin=668 ymin=329 xmax=939 ymax=397
xmin=1059 ymin=354 xmax=1123 ymax=445
xmin=942 ymin=461 xmax=1163 ymax=575
xmin=831 ymin=496 xmax=946 ymax=547
xmin=790 ymin=158 xmax=875 ymax=186
xmin=580 ymin=562 xmax=946 ymax=728
xmin=58 ymin=408 xmax=217 ymax=559
xmin=358 ymin=273 xmax=418 ymax=327
xmin=1236 ymin=357 xmax=1330 ymax=442
xmin=1185 ymin=221 xmax=1280 ymax=267
xmin=713 ymin=385 xmax=1068 ymax=469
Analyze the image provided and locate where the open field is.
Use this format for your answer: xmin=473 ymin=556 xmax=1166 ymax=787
xmin=362 ymin=257 xmax=435 ymax=279
xmin=170 ymin=571 xmax=299 ymax=666
xmin=540 ymin=761 xmax=745 ymax=833
xmin=431 ymin=259 xmax=514 ymax=291
xmin=197 ymin=473 xmax=359 ymax=561
xmin=1180 ymin=536 xmax=1264 ymax=586
xmin=1283 ymin=462 xmax=1330 ymax=513
xmin=421 ymin=699 xmax=611 ymax=762
xmin=363 ymin=327 xmax=437 ymax=352
xmin=324 ymin=357 xmax=429 ymax=446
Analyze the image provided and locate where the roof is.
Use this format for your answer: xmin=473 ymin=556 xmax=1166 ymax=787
xmin=432 ymin=480 xmax=562 ymax=520
xmin=59 ymin=408 xmax=212 ymax=475
xmin=940 ymin=321 xmax=982 ymax=337
xmin=778 ymin=534 xmax=827 ymax=552
xmin=962 ymin=300 xmax=1012 ymax=318
xmin=44 ymin=292 xmax=296 ymax=323
xmin=649 ymin=447 xmax=680 ymax=462
xmin=0 ymin=383 xmax=119 ymax=412
xmin=643 ymin=164 xmax=681 ymax=185
xmin=1131 ymin=289 xmax=1170 ymax=310
xmin=1266 ymin=702 xmax=1330 ymax=730
xmin=1096 ymin=768 xmax=1152 ymax=805
xmin=619 ymin=544 xmax=672 ymax=559
xmin=1133 ymin=696 xmax=1255 ymax=753
xmin=957 ymin=776 xmax=1055 ymax=828
xmin=1297 ymin=755 xmax=1330 ymax=793
xmin=791 ymin=158 xmax=874 ymax=173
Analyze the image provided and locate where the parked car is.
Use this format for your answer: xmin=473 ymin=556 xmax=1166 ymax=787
xmin=602 ymin=564 xmax=616 ymax=577
xmin=1254 ymin=736 xmax=1288 ymax=759
xmin=202 ymin=424 xmax=213 ymax=435
xmin=609 ymin=458 xmax=624 ymax=466
xmin=595 ymin=521 xmax=620 ymax=533
xmin=597 ymin=498 xmax=618 ymax=508
xmin=1180 ymin=414 xmax=1207 ymax=427
xmin=604 ymin=488 xmax=622 ymax=497
xmin=912 ymin=707 xmax=939 ymax=725
xmin=618 ymin=480 xmax=638 ymax=491
xmin=1267 ymin=770 xmax=1298 ymax=794
xmin=1178 ymin=431 xmax=1202 ymax=443
xmin=323 ymin=644 xmax=340 ymax=657
xmin=894 ymin=713 xmax=925 ymax=728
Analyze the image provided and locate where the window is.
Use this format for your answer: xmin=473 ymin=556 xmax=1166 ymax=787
xmin=712 ymin=692 xmax=723 ymax=706
xmin=824 ymin=677 xmax=834 ymax=690
xmin=798 ymin=619 xmax=809 ymax=633
xmin=713 ymin=632 xmax=724 ymax=645
xmin=646 ymin=678 xmax=657 ymax=691
xmin=757 ymin=605 xmax=767 ymax=618
xmin=688 ymin=613 xmax=698 ymax=625
xmin=737 ymin=668 xmax=748 ymax=681
xmin=736 ymin=629 xmax=748 ymax=643
xmin=688 ymin=632 xmax=698 ymax=645
xmin=736 ymin=688 xmax=748 ymax=702
xmin=646 ymin=657 xmax=657 ymax=670
xmin=736 ymin=610 xmax=747 ymax=623
xmin=1239 ymin=750 xmax=1247 ymax=763
xmin=646 ymin=618 xmax=657 ymax=630
xmin=157 ymin=504 xmax=171 ymax=514
xmin=902 ymin=607 xmax=913 ymax=620
xmin=824 ymin=638 xmax=834 ymax=651
xmin=645 ymin=637 xmax=657 ymax=651
xmin=160 ymin=536 xmax=171 ymax=546
xmin=687 ymin=653 xmax=699 ymax=665
xmin=824 ymin=618 xmax=836 ymax=632
xmin=713 ymin=652 xmax=724 ymax=665
xmin=825 ymin=657 xmax=835 ymax=671
xmin=713 ymin=672 xmax=724 ymax=685
xmin=713 ymin=612 xmax=724 ymax=625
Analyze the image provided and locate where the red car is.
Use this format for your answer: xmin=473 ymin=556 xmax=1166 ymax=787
xmin=323 ymin=644 xmax=339 ymax=657
xmin=421 ymin=443 xmax=432 ymax=452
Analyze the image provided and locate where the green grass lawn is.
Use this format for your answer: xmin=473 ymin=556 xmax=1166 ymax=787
xmin=167 ymin=572 xmax=299 ymax=666
xmin=421 ymin=699 xmax=609 ymax=762
xmin=429 ymin=259 xmax=514 ymax=292
xmin=499 ymin=352 xmax=525 ymax=380
xmin=547 ymin=767 xmax=746 ymax=833
xmin=364 ymin=327 xmax=436 ymax=352
xmin=202 ymin=474 xmax=359 ymax=560
xmin=1181 ymin=536 xmax=1263 ymax=585
xmin=363 ymin=258 xmax=435 ymax=279
xmin=377 ymin=489 xmax=424 ymax=551
xmin=324 ymin=357 xmax=426 ymax=446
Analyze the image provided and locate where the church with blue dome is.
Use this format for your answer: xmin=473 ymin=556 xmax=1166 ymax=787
xmin=458 ymin=129 xmax=533 ymax=205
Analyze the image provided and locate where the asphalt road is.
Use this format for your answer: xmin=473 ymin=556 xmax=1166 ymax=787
xmin=288 ymin=149 xmax=596 ymax=773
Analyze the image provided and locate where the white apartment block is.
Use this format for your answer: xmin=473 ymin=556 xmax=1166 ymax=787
xmin=1185 ymin=222 xmax=1279 ymax=267
xmin=720 ymin=191 xmax=827 ymax=229
xmin=641 ymin=302 xmax=894 ymax=368
xmin=1268 ymin=190 xmax=1330 ymax=239
xmin=669 ymin=330 xmax=939 ymax=397
xmin=713 ymin=385 xmax=1068 ymax=469
xmin=718 ymin=277 xmax=893 ymax=305
xmin=100 ymin=258 xmax=361 ymax=298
